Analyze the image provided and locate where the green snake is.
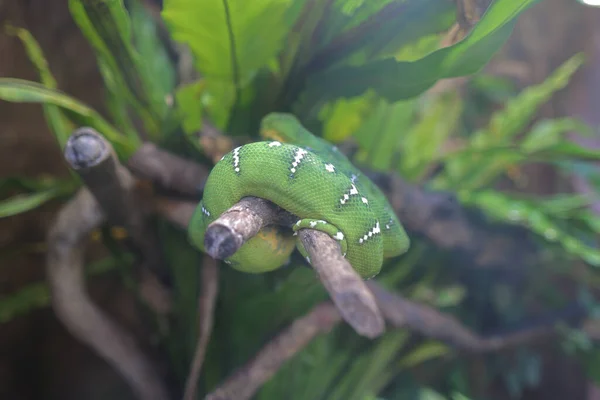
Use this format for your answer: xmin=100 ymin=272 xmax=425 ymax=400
xmin=187 ymin=113 xmax=410 ymax=279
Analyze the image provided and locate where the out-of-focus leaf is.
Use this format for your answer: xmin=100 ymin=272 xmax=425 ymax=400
xmin=418 ymin=388 xmax=447 ymax=400
xmin=157 ymin=221 xmax=201 ymax=380
xmin=318 ymin=90 xmax=378 ymax=142
xmin=127 ymin=0 xmax=176 ymax=117
xmin=397 ymin=341 xmax=450 ymax=369
xmin=162 ymin=0 xmax=300 ymax=127
xmin=459 ymin=190 xmax=600 ymax=267
xmin=0 ymin=189 xmax=62 ymax=218
xmin=0 ymin=78 xmax=137 ymax=158
xmin=6 ymin=26 xmax=74 ymax=149
xmin=328 ymin=330 xmax=410 ymax=400
xmin=480 ymin=54 xmax=584 ymax=148
xmin=69 ymin=0 xmax=162 ymax=138
xmin=174 ymin=80 xmax=205 ymax=136
xmin=303 ymin=0 xmax=541 ymax=104
xmin=399 ymin=91 xmax=463 ymax=181
xmin=521 ymin=118 xmax=592 ymax=153
xmin=310 ymin=0 xmax=454 ymax=74
xmin=0 ymin=254 xmax=133 ymax=323
xmin=434 ymin=54 xmax=585 ymax=190
xmin=353 ymin=98 xmax=415 ymax=171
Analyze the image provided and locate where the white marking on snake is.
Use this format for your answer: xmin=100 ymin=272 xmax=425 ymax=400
xmin=325 ymin=163 xmax=335 ymax=173
xmin=201 ymin=205 xmax=211 ymax=217
xmin=334 ymin=231 xmax=344 ymax=241
xmin=233 ymin=146 xmax=241 ymax=173
xmin=358 ymin=221 xmax=380 ymax=244
xmin=268 ymin=141 xmax=282 ymax=147
xmin=290 ymin=147 xmax=308 ymax=175
xmin=361 ymin=197 xmax=369 ymax=205
xmin=340 ymin=184 xmax=360 ymax=205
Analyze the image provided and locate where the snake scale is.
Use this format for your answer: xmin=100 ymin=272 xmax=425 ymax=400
xmin=188 ymin=113 xmax=410 ymax=279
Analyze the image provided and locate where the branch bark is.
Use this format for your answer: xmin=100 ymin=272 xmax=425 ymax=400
xmin=203 ymin=196 xmax=384 ymax=338
xmin=48 ymin=128 xmax=172 ymax=400
xmin=183 ymin=256 xmax=219 ymax=400
xmin=46 ymin=188 xmax=170 ymax=400
xmin=204 ymin=303 xmax=341 ymax=400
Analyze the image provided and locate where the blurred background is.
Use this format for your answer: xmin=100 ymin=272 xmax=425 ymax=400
xmin=2 ymin=0 xmax=600 ymax=399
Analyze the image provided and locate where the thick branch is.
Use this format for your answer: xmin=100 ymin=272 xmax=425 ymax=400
xmin=46 ymin=189 xmax=170 ymax=400
xmin=204 ymin=196 xmax=383 ymax=338
xmin=65 ymin=128 xmax=166 ymax=277
xmin=127 ymin=142 xmax=208 ymax=196
xmin=298 ymin=229 xmax=384 ymax=338
xmin=204 ymin=197 xmax=295 ymax=260
xmin=54 ymin=128 xmax=172 ymax=400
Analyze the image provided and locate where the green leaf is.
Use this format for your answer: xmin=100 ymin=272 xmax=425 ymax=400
xmin=521 ymin=117 xmax=592 ymax=153
xmin=433 ymin=54 xmax=585 ymax=190
xmin=162 ymin=0 xmax=299 ymax=127
xmin=318 ymin=89 xmax=378 ymax=142
xmin=69 ymin=0 xmax=162 ymax=138
xmin=399 ymin=91 xmax=463 ymax=181
xmin=127 ymin=0 xmax=177 ymax=117
xmin=302 ymin=0 xmax=541 ymax=104
xmin=397 ymin=341 xmax=450 ymax=369
xmin=175 ymin=80 xmax=205 ymax=136
xmin=6 ymin=26 xmax=74 ymax=149
xmin=307 ymin=0 xmax=455 ymax=74
xmin=459 ymin=190 xmax=600 ymax=267
xmin=0 ymin=78 xmax=137 ymax=158
xmin=0 ymin=189 xmax=61 ymax=218
xmin=0 ymin=254 xmax=133 ymax=322
xmin=353 ymin=98 xmax=415 ymax=171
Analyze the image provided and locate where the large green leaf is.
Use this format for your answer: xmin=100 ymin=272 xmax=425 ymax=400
xmin=302 ymin=0 xmax=542 ymax=104
xmin=305 ymin=0 xmax=455 ymax=75
xmin=0 ymin=78 xmax=137 ymax=158
xmin=162 ymin=0 xmax=299 ymax=127
xmin=163 ymin=0 xmax=296 ymax=84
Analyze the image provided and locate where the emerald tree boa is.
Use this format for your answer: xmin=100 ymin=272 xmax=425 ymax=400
xmin=188 ymin=113 xmax=410 ymax=279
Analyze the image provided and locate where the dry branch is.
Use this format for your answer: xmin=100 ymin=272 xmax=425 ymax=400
xmin=298 ymin=229 xmax=384 ymax=338
xmin=128 ymin=142 xmax=209 ymax=196
xmin=203 ymin=196 xmax=383 ymax=338
xmin=51 ymin=124 xmax=587 ymax=400
xmin=65 ymin=128 xmax=166 ymax=277
xmin=183 ymin=256 xmax=220 ymax=400
xmin=46 ymin=190 xmax=170 ymax=400
xmin=204 ymin=303 xmax=341 ymax=400
xmin=48 ymin=128 xmax=172 ymax=400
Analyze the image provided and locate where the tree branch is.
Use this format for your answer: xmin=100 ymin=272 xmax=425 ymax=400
xmin=65 ymin=128 xmax=166 ymax=278
xmin=204 ymin=302 xmax=341 ymax=400
xmin=49 ymin=128 xmax=173 ymax=400
xmin=46 ymin=188 xmax=170 ymax=400
xmin=183 ymin=256 xmax=219 ymax=400
xmin=203 ymin=196 xmax=383 ymax=338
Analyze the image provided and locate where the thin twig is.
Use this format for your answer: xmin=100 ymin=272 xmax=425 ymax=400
xmin=203 ymin=196 xmax=382 ymax=337
xmin=46 ymin=189 xmax=170 ymax=400
xmin=183 ymin=256 xmax=219 ymax=400
xmin=204 ymin=303 xmax=341 ymax=400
